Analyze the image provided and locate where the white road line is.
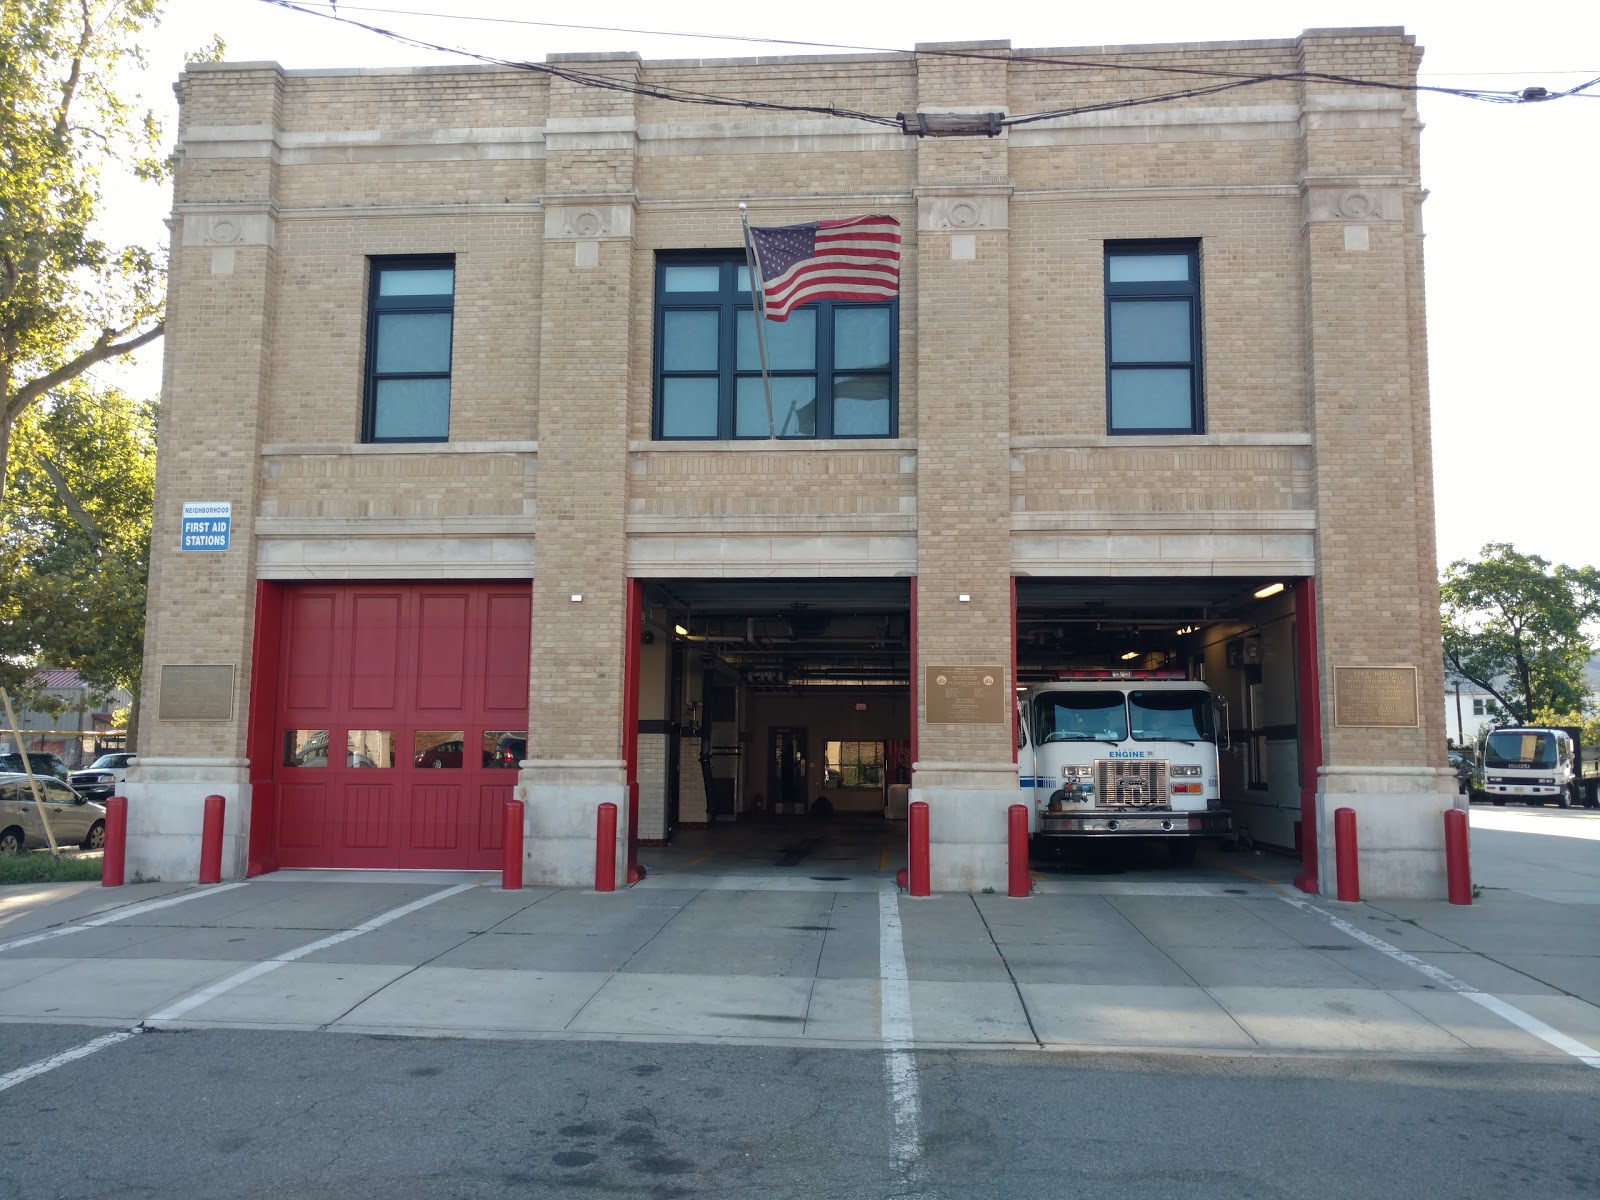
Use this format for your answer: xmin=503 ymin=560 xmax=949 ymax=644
xmin=0 ymin=882 xmax=251 ymax=954
xmin=1280 ymin=893 xmax=1600 ymax=1069
xmin=0 ymin=881 xmax=481 ymax=1094
xmin=0 ymin=1031 xmax=136 ymax=1095
xmin=146 ymin=882 xmax=477 ymax=1023
xmin=878 ymin=880 xmax=923 ymax=1186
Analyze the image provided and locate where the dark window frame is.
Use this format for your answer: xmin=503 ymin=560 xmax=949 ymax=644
xmin=362 ymin=255 xmax=456 ymax=444
xmin=1104 ymin=240 xmax=1203 ymax=435
xmin=652 ymin=252 xmax=899 ymax=441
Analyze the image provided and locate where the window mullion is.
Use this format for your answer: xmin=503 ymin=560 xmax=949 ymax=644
xmin=817 ymin=301 xmax=835 ymax=438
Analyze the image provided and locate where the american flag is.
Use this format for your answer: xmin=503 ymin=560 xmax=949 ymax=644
xmin=748 ymin=215 xmax=901 ymax=322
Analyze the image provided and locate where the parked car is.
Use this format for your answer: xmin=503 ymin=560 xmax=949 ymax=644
xmin=0 ymin=752 xmax=71 ymax=783
xmin=414 ymin=740 xmax=464 ymax=768
xmin=0 ymin=772 xmax=107 ymax=853
xmin=487 ymin=735 xmax=526 ymax=768
xmin=69 ymin=753 xmax=138 ymax=802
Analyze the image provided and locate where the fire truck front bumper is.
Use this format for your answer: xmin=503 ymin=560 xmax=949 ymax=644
xmin=1036 ymin=809 xmax=1232 ymax=838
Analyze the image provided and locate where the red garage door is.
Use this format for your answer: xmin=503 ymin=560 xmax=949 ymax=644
xmin=269 ymin=583 xmax=531 ymax=870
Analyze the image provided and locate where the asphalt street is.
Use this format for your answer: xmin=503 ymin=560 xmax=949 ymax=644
xmin=0 ymin=1028 xmax=1595 ymax=1200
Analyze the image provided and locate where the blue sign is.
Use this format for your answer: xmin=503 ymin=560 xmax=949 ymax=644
xmin=181 ymin=501 xmax=231 ymax=552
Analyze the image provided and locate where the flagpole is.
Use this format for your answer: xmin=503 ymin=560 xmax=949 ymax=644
xmin=739 ymin=202 xmax=778 ymax=440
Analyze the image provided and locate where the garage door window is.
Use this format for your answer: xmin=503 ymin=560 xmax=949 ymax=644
xmin=283 ymin=730 xmax=330 ymax=768
xmin=484 ymin=731 xmax=526 ymax=769
xmin=347 ymin=730 xmax=395 ymax=769
xmin=414 ymin=731 xmax=465 ymax=768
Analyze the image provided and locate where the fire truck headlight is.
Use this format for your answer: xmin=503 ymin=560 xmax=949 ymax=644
xmin=1172 ymin=764 xmax=1202 ymax=777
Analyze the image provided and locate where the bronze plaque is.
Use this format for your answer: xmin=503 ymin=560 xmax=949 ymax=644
xmin=159 ymin=664 xmax=236 ymax=721
xmin=925 ymin=665 xmax=1007 ymax=725
xmin=1333 ymin=665 xmax=1419 ymax=728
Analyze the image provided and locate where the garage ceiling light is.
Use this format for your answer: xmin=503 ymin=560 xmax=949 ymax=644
xmin=674 ymin=624 xmax=688 ymax=637
xmin=1120 ymin=651 xmax=1140 ymax=661
xmin=1253 ymin=582 xmax=1285 ymax=598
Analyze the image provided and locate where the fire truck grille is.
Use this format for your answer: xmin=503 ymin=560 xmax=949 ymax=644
xmin=1095 ymin=759 xmax=1169 ymax=808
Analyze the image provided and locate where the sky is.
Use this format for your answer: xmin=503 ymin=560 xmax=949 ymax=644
xmin=100 ymin=0 xmax=1600 ymax=571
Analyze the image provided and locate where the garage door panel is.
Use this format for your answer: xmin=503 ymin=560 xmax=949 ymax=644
xmin=349 ymin=592 xmax=406 ymax=714
xmin=483 ymin=592 xmax=533 ymax=714
xmin=277 ymin=782 xmax=327 ymax=850
xmin=477 ymin=782 xmax=513 ymax=852
xmin=341 ymin=784 xmax=397 ymax=850
xmin=284 ymin=594 xmax=335 ymax=712
xmin=407 ymin=784 xmax=464 ymax=851
xmin=415 ymin=593 xmax=470 ymax=712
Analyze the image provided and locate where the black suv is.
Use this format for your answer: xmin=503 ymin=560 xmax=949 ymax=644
xmin=0 ymin=752 xmax=71 ymax=783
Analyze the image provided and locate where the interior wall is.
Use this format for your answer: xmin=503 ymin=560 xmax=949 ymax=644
xmin=1201 ymin=589 xmax=1301 ymax=848
xmin=636 ymin=626 xmax=671 ymax=839
xmin=742 ymin=688 xmax=911 ymax=814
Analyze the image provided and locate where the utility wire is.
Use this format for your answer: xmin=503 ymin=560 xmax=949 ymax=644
xmin=255 ymin=0 xmax=1600 ymax=125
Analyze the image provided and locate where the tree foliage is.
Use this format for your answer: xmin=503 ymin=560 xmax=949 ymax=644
xmin=0 ymin=0 xmax=170 ymax=505
xmin=0 ymin=381 xmax=154 ymax=736
xmin=1441 ymin=543 xmax=1600 ymax=725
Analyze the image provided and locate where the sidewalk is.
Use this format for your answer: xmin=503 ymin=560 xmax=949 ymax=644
xmin=0 ymin=823 xmax=1595 ymax=1064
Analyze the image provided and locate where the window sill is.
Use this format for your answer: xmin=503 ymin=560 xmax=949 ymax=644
xmin=1010 ymin=432 xmax=1311 ymax=449
xmin=262 ymin=441 xmax=539 ymax=456
xmin=631 ymin=438 xmax=915 ymax=453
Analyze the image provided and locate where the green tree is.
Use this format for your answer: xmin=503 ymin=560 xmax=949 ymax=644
xmin=0 ymin=0 xmax=172 ymax=506
xmin=1441 ymin=543 xmax=1600 ymax=725
xmin=0 ymin=381 xmax=155 ymax=742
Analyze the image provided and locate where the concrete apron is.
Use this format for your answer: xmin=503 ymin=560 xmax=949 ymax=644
xmin=1314 ymin=765 xmax=1463 ymax=900
xmin=119 ymin=758 xmax=251 ymax=884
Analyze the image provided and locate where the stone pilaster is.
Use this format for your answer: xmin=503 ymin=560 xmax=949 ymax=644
xmin=1296 ymin=30 xmax=1454 ymax=898
xmin=521 ymin=55 xmax=642 ymax=884
xmin=907 ymin=43 xmax=1017 ymax=891
xmin=124 ymin=64 xmax=285 ymax=881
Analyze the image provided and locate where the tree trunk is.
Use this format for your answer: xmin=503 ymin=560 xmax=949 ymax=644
xmin=0 ymin=412 xmax=12 ymax=508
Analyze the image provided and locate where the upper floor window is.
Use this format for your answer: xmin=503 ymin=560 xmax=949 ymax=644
xmin=654 ymin=255 xmax=897 ymax=440
xmin=364 ymin=257 xmax=455 ymax=442
xmin=1105 ymin=241 xmax=1202 ymax=434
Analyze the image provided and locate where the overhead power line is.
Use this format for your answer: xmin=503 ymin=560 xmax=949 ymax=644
xmin=254 ymin=0 xmax=1600 ymax=128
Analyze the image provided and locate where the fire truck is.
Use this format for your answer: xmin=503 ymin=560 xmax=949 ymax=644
xmin=1017 ymin=671 xmax=1231 ymax=865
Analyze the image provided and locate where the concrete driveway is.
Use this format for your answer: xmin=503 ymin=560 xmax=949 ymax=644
xmin=1 ymin=816 xmax=1595 ymax=1068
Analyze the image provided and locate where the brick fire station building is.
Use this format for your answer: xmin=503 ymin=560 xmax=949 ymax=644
xmin=126 ymin=27 xmax=1458 ymax=897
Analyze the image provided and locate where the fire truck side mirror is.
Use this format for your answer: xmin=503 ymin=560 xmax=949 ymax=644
xmin=1212 ymin=693 xmax=1231 ymax=750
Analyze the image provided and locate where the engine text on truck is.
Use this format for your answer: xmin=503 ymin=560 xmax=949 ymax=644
xmin=1016 ymin=672 xmax=1231 ymax=865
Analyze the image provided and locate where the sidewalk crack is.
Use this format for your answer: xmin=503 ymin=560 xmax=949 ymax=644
xmin=969 ymin=893 xmax=1042 ymax=1048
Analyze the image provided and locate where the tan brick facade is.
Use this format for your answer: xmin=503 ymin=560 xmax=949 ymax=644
xmin=132 ymin=28 xmax=1454 ymax=895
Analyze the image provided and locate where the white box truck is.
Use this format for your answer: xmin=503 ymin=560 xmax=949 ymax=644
xmin=1479 ymin=725 xmax=1599 ymax=808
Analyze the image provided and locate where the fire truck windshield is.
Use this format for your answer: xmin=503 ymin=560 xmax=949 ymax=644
xmin=1129 ymin=690 xmax=1214 ymax=742
xmin=1034 ymin=691 xmax=1129 ymax=743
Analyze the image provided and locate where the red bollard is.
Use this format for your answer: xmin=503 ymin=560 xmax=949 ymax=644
xmin=1007 ymin=804 xmax=1030 ymax=898
xmin=102 ymin=796 xmax=127 ymax=888
xmin=595 ymin=801 xmax=618 ymax=892
xmin=1334 ymin=806 xmax=1360 ymax=902
xmin=502 ymin=799 xmax=524 ymax=890
xmin=198 ymin=794 xmax=225 ymax=884
xmin=1444 ymin=808 xmax=1472 ymax=905
xmin=908 ymin=801 xmax=930 ymax=897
